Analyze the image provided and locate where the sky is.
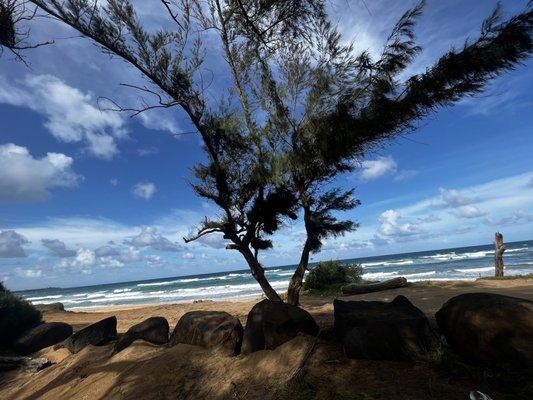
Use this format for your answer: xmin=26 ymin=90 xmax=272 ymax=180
xmin=1 ymin=0 xmax=532 ymax=290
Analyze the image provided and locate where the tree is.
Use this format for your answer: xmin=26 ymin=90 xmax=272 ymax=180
xmin=0 ymin=0 xmax=51 ymax=63
xmin=197 ymin=0 xmax=533 ymax=304
xmin=5 ymin=0 xmax=533 ymax=304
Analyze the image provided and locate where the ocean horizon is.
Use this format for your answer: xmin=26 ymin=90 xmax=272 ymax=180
xmin=17 ymin=239 xmax=533 ymax=310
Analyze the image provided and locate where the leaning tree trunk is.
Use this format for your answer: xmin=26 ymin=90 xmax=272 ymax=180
xmin=239 ymin=246 xmax=282 ymax=302
xmin=287 ymin=239 xmax=312 ymax=306
xmin=494 ymin=232 xmax=506 ymax=278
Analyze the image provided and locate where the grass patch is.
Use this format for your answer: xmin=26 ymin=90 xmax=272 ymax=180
xmin=408 ymin=280 xmax=476 ymax=288
xmin=0 ymin=281 xmax=42 ymax=347
xmin=477 ymin=273 xmax=533 ymax=281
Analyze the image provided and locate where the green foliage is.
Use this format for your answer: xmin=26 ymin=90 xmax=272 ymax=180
xmin=0 ymin=281 xmax=42 ymax=346
xmin=303 ymin=260 xmax=362 ymax=291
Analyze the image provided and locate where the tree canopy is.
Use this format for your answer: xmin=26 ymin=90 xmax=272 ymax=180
xmin=2 ymin=0 xmax=532 ymax=303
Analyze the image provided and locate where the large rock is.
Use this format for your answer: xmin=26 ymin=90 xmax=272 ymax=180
xmin=14 ymin=322 xmax=73 ymax=355
xmin=57 ymin=316 xmax=117 ymax=354
xmin=241 ymin=299 xmax=319 ymax=354
xmin=169 ymin=311 xmax=243 ymax=356
xmin=334 ymin=296 xmax=438 ymax=361
xmin=435 ymin=293 xmax=533 ymax=369
xmin=113 ymin=317 xmax=169 ymax=354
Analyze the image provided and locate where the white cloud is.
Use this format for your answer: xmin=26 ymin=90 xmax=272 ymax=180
xmin=98 ymin=256 xmax=124 ymax=269
xmin=137 ymin=147 xmax=159 ymax=156
xmin=378 ymin=210 xmax=422 ymax=237
xmin=194 ymin=232 xmax=228 ymax=249
xmin=120 ymin=246 xmax=141 ymax=263
xmin=416 ymin=214 xmax=441 ymax=223
xmin=14 ymin=217 xmax=138 ymax=249
xmin=360 ymin=156 xmax=397 ymax=181
xmin=357 ymin=156 xmax=418 ymax=182
xmin=394 ymin=169 xmax=419 ymax=182
xmin=72 ymin=249 xmax=96 ymax=268
xmin=182 ymin=252 xmax=195 ymax=260
xmin=132 ymin=182 xmax=156 ymax=200
xmin=41 ymin=239 xmax=76 ymax=257
xmin=484 ymin=210 xmax=533 ymax=226
xmin=0 ymin=143 xmax=81 ymax=201
xmin=16 ymin=268 xmax=43 ymax=278
xmin=438 ymin=188 xmax=475 ymax=208
xmin=110 ymin=178 xmax=119 ymax=186
xmin=125 ymin=227 xmax=181 ymax=252
xmin=147 ymin=255 xmax=166 ymax=268
xmin=0 ymin=230 xmax=30 ymax=258
xmin=0 ymin=75 xmax=127 ymax=158
xmin=452 ymin=205 xmax=487 ymax=219
xmin=94 ymin=245 xmax=120 ymax=257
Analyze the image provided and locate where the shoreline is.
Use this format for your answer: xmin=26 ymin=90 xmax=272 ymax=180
xmin=49 ymin=276 xmax=533 ymax=313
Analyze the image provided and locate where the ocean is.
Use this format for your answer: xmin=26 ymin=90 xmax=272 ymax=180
xmin=17 ymin=240 xmax=533 ymax=310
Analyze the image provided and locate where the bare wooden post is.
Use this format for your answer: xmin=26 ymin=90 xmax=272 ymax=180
xmin=494 ymin=232 xmax=506 ymax=278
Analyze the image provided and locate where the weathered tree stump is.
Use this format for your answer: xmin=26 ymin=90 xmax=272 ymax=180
xmin=494 ymin=232 xmax=506 ymax=278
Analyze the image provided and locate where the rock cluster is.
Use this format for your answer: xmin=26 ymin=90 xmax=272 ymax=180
xmin=4 ymin=291 xmax=532 ymax=374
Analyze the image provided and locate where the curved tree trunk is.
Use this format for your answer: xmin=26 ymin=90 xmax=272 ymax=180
xmin=240 ymin=246 xmax=282 ymax=302
xmin=287 ymin=239 xmax=312 ymax=305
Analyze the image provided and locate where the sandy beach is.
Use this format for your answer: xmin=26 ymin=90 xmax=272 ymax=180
xmin=1 ymin=278 xmax=532 ymax=400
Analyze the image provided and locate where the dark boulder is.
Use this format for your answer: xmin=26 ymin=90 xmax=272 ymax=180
xmin=35 ymin=303 xmax=65 ymax=313
xmin=241 ymin=299 xmax=319 ymax=354
xmin=169 ymin=311 xmax=243 ymax=356
xmin=113 ymin=316 xmax=169 ymax=354
xmin=435 ymin=292 xmax=533 ymax=369
xmin=334 ymin=296 xmax=438 ymax=361
xmin=57 ymin=316 xmax=117 ymax=354
xmin=14 ymin=322 xmax=73 ymax=355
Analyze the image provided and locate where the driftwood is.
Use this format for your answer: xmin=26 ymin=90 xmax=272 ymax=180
xmin=494 ymin=232 xmax=506 ymax=278
xmin=341 ymin=277 xmax=407 ymax=296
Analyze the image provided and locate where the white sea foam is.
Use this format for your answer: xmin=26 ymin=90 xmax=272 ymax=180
xmin=362 ymin=259 xmax=414 ymax=268
xmin=265 ymin=269 xmax=283 ymax=274
xmin=455 ymin=266 xmax=494 ymax=273
xmin=362 ymin=271 xmax=399 ymax=279
xmin=113 ymin=288 xmax=132 ymax=293
xmin=403 ymin=271 xmax=437 ymax=278
xmin=26 ymin=295 xmax=62 ymax=301
xmin=506 ymin=247 xmax=528 ymax=253
xmin=422 ymin=250 xmax=492 ymax=261
xmin=137 ymin=279 xmax=191 ymax=287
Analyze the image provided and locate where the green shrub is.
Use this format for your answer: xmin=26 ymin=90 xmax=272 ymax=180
xmin=303 ymin=260 xmax=363 ymax=291
xmin=0 ymin=281 xmax=42 ymax=346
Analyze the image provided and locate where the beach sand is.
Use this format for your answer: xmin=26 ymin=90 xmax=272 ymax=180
xmin=1 ymin=278 xmax=532 ymax=399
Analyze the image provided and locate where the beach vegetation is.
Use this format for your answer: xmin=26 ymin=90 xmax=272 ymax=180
xmin=0 ymin=281 xmax=42 ymax=346
xmin=303 ymin=261 xmax=362 ymax=292
xmin=5 ymin=0 xmax=533 ymax=304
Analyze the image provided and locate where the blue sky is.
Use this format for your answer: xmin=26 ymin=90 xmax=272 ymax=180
xmin=1 ymin=0 xmax=532 ymax=290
